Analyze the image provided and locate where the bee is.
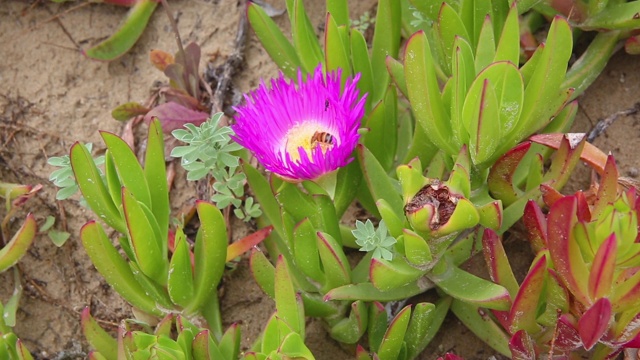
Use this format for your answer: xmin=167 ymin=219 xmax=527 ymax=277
xmin=324 ymin=99 xmax=329 ymax=111
xmin=310 ymin=131 xmax=335 ymax=152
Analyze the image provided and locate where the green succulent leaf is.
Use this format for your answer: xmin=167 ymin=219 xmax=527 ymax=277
xmin=250 ymin=249 xmax=276 ymax=299
xmin=325 ymin=281 xmax=429 ymax=302
xmin=80 ymin=221 xmax=160 ymax=316
xmin=330 ymin=300 xmax=368 ymax=344
xmin=580 ymin=2 xmax=640 ymax=30
xmin=404 ymin=31 xmax=456 ymax=155
xmin=324 ymin=14 xmax=351 ymax=76
xmin=450 ymin=299 xmax=511 ymax=356
xmin=404 ymin=302 xmax=436 ymax=359
xmin=377 ymin=305 xmax=411 ymax=360
xmin=122 ymin=188 xmax=166 ymax=285
xmin=494 ymin=4 xmax=519 ymax=66
xmin=0 ymin=214 xmax=36 ymax=273
xmin=293 ymin=218 xmax=324 ymax=283
xmin=474 ymin=16 xmax=496 ymax=73
xmin=247 ymin=2 xmax=301 ymax=78
xmin=357 ymin=145 xmax=404 ymax=219
xmin=370 ymin=0 xmax=401 ymax=103
xmin=81 ymin=308 xmax=118 ymax=360
xmin=167 ymin=229 xmax=195 ymax=308
xmin=317 ymin=232 xmax=351 ymax=292
xmin=287 ymin=0 xmax=323 ymax=73
xmin=83 ymin=0 xmax=157 ymax=61
xmin=364 ymin=86 xmax=398 ymax=171
xmin=185 ymin=202 xmax=227 ymax=314
xmin=274 ymin=256 xmax=304 ymax=337
xmin=429 ymin=259 xmax=511 ymax=310
xmin=370 ymin=257 xmax=425 ymax=291
xmin=144 ymin=119 xmax=169 ymax=249
xmin=326 ymin=0 xmax=349 ymax=26
xmin=71 ymin=142 xmax=126 ymax=233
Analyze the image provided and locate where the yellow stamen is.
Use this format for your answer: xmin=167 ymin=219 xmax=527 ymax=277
xmin=282 ymin=123 xmax=335 ymax=162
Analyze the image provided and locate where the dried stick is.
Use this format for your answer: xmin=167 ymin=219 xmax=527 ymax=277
xmin=586 ymin=102 xmax=640 ymax=143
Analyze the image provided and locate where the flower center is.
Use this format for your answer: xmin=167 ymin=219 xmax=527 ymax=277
xmin=282 ymin=123 xmax=336 ymax=162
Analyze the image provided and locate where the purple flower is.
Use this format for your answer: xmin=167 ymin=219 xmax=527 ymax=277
xmin=232 ymin=65 xmax=366 ymax=181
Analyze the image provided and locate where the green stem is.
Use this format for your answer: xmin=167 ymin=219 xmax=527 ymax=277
xmin=563 ymin=30 xmax=623 ymax=100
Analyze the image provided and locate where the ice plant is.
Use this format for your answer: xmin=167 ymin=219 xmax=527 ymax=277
xmin=479 ymin=147 xmax=640 ymax=358
xmin=232 ymin=65 xmax=366 ymax=182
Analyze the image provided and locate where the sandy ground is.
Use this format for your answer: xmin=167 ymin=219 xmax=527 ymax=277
xmin=0 ymin=0 xmax=639 ymax=359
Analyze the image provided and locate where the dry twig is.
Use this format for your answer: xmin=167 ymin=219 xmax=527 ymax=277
xmin=586 ymin=102 xmax=640 ymax=143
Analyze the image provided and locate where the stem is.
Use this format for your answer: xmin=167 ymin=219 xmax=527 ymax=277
xmin=563 ymin=30 xmax=623 ymax=100
xmin=159 ymin=0 xmax=184 ymax=55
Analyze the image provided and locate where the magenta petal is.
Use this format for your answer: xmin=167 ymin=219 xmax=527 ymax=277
xmin=578 ymin=297 xmax=612 ymax=350
xmin=232 ymin=65 xmax=366 ymax=180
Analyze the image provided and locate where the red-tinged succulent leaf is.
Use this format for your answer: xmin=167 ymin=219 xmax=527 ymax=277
xmin=575 ymin=191 xmax=592 ymax=222
xmin=530 ymin=133 xmax=608 ymax=176
xmin=476 ymin=200 xmax=503 ymax=230
xmin=193 ymin=329 xmax=225 ymax=359
xmin=588 ymin=233 xmax=617 ymax=301
xmin=16 ymin=340 xmax=33 ymax=360
xmin=226 ymin=226 xmax=273 ymax=262
xmin=523 ymin=200 xmax=547 ymax=252
xmin=317 ymin=232 xmax=351 ymax=292
xmin=542 ymin=134 xmax=586 ymax=189
xmin=377 ymin=305 xmax=412 ymax=360
xmin=488 ymin=142 xmax=531 ymax=205
xmin=83 ymin=0 xmax=158 ymax=61
xmin=547 ymin=196 xmax=590 ymax=305
xmin=154 ymin=313 xmax=174 ymax=336
xmin=111 ymin=102 xmax=150 ymax=121
xmin=355 ymin=344 xmax=373 ymax=360
xmin=509 ymin=330 xmax=536 ymax=360
xmin=508 ymin=254 xmax=547 ymax=334
xmin=482 ymin=228 xmax=519 ymax=298
xmin=540 ymin=183 xmax=563 ymax=207
xmin=554 ymin=315 xmax=582 ymax=351
xmin=591 ymin=155 xmax=620 ymax=219
xmin=490 ymin=308 xmax=510 ymax=332
xmin=7 ymin=184 xmax=42 ymax=208
xmin=81 ymin=307 xmax=117 ymax=360
xmin=149 ymin=49 xmax=174 ymax=71
xmin=611 ymin=266 xmax=640 ymax=312
xmin=626 ymin=34 xmax=640 ymax=55
xmin=0 ymin=213 xmax=37 ymax=272
xmin=144 ymin=102 xmax=209 ymax=133
xmin=578 ymin=297 xmax=612 ymax=350
xmin=330 ymin=300 xmax=368 ymax=344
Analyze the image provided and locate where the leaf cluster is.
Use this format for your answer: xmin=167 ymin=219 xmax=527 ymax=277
xmin=171 ymin=113 xmax=262 ymax=221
